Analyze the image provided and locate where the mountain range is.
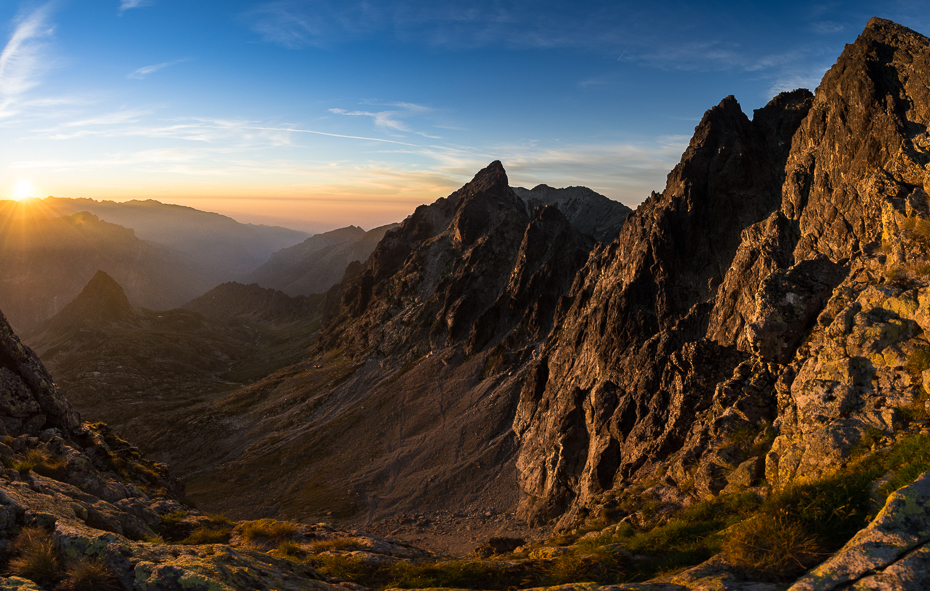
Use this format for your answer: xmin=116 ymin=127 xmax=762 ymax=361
xmin=2 ymin=15 xmax=930 ymax=591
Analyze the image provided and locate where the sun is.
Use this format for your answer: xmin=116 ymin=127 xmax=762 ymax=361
xmin=12 ymin=180 xmax=34 ymax=201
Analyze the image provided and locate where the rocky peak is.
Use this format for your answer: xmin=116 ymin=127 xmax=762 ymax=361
xmin=453 ymin=159 xmax=510 ymax=200
xmin=783 ymin=16 xmax=930 ymax=262
xmin=513 ymin=184 xmax=631 ymax=243
xmin=58 ymin=270 xmax=134 ymax=324
xmin=513 ymin=89 xmax=815 ymax=525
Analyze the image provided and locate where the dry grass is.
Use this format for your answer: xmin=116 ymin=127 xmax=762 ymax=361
xmin=12 ymin=448 xmax=66 ymax=478
xmin=724 ymin=515 xmax=823 ymax=580
xmin=308 ymin=537 xmax=365 ymax=552
xmin=277 ymin=540 xmax=305 ymax=557
xmin=181 ymin=525 xmax=232 ymax=545
xmin=59 ymin=558 xmax=120 ymax=591
xmin=239 ymin=519 xmax=299 ymax=543
xmin=8 ymin=527 xmax=59 ymax=585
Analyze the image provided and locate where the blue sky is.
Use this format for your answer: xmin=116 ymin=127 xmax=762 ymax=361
xmin=0 ymin=1 xmax=927 ymax=232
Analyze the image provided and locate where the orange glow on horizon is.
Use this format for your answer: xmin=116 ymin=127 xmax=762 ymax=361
xmin=12 ymin=181 xmax=35 ymax=201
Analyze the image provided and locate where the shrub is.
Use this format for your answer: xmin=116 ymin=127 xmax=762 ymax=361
xmin=8 ymin=527 xmax=59 ymax=585
xmin=724 ymin=515 xmax=823 ymax=580
xmin=277 ymin=540 xmax=304 ymax=557
xmin=239 ymin=519 xmax=298 ymax=543
xmin=59 ymin=557 xmax=119 ymax=591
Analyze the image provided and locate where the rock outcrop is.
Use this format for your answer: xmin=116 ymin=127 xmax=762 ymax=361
xmin=505 ymin=17 xmax=930 ymax=534
xmin=513 ymin=184 xmax=632 ymax=243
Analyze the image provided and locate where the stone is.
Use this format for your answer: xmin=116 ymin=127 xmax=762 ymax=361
xmin=789 ymin=470 xmax=930 ymax=590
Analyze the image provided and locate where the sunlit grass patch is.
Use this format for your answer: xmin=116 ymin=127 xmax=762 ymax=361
xmin=239 ymin=518 xmax=299 ymax=544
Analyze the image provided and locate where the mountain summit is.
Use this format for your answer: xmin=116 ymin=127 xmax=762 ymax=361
xmin=55 ymin=270 xmax=134 ymax=325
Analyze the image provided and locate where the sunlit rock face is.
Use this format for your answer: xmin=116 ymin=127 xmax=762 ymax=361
xmin=513 ymin=18 xmax=930 ymax=527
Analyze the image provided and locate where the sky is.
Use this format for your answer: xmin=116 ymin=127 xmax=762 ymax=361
xmin=0 ymin=1 xmax=928 ymax=233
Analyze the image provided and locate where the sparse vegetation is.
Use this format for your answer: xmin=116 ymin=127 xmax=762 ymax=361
xmin=277 ymin=540 xmax=304 ymax=557
xmin=907 ymin=345 xmax=930 ymax=375
xmin=239 ymin=519 xmax=299 ymax=544
xmin=181 ymin=525 xmax=233 ymax=545
xmin=8 ymin=526 xmax=60 ymax=585
xmin=9 ymin=448 xmax=67 ymax=478
xmin=59 ymin=557 xmax=120 ymax=591
xmin=724 ymin=515 xmax=823 ymax=580
xmin=723 ymin=434 xmax=930 ymax=580
xmin=915 ymin=218 xmax=930 ymax=244
xmin=305 ymin=436 xmax=930 ymax=588
xmin=309 ymin=537 xmax=365 ymax=552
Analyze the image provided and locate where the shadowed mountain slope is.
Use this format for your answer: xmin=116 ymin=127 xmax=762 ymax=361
xmin=513 ymin=184 xmax=632 ymax=243
xmin=244 ymin=224 xmax=399 ymax=296
xmin=25 ymin=273 xmax=323 ymax=455
xmin=127 ymin=161 xmax=615 ymax=554
xmin=513 ymin=17 xmax=930 ymax=529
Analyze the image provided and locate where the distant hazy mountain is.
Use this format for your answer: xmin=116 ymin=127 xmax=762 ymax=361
xmin=0 ymin=210 xmax=208 ymax=332
xmin=243 ymin=223 xmax=399 ymax=296
xmin=40 ymin=197 xmax=309 ymax=283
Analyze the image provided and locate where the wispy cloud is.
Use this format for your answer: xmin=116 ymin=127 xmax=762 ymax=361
xmin=127 ymin=58 xmax=189 ymax=79
xmin=329 ymin=102 xmax=441 ymax=138
xmin=32 ymin=113 xmax=423 ymax=149
xmin=767 ymin=61 xmax=834 ymax=96
xmin=0 ymin=3 xmax=55 ymax=97
xmin=811 ymin=21 xmax=845 ymax=34
xmin=119 ymin=0 xmax=153 ymax=15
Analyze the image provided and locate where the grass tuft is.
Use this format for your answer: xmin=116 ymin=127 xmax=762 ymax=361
xmin=181 ymin=525 xmax=232 ymax=545
xmin=724 ymin=515 xmax=823 ymax=580
xmin=59 ymin=557 xmax=120 ymax=591
xmin=239 ymin=519 xmax=299 ymax=543
xmin=8 ymin=526 xmax=60 ymax=585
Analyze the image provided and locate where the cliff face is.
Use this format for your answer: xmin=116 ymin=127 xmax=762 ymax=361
xmin=513 ymin=17 xmax=930 ymax=526
xmin=324 ymin=160 xmax=605 ymax=363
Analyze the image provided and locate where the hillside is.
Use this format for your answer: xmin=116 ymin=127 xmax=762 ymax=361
xmin=0 ymin=209 xmax=208 ymax=332
xmin=24 ymin=273 xmax=323 ymax=459
xmin=39 ymin=197 xmax=309 ymax=283
xmin=243 ymin=224 xmax=399 ymax=296
xmin=80 ymin=17 xmax=930 ymax=569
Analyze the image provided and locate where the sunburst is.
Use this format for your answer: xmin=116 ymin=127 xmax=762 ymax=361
xmin=13 ymin=180 xmax=34 ymax=201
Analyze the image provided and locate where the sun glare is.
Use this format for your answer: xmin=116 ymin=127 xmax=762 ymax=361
xmin=13 ymin=180 xmax=34 ymax=201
